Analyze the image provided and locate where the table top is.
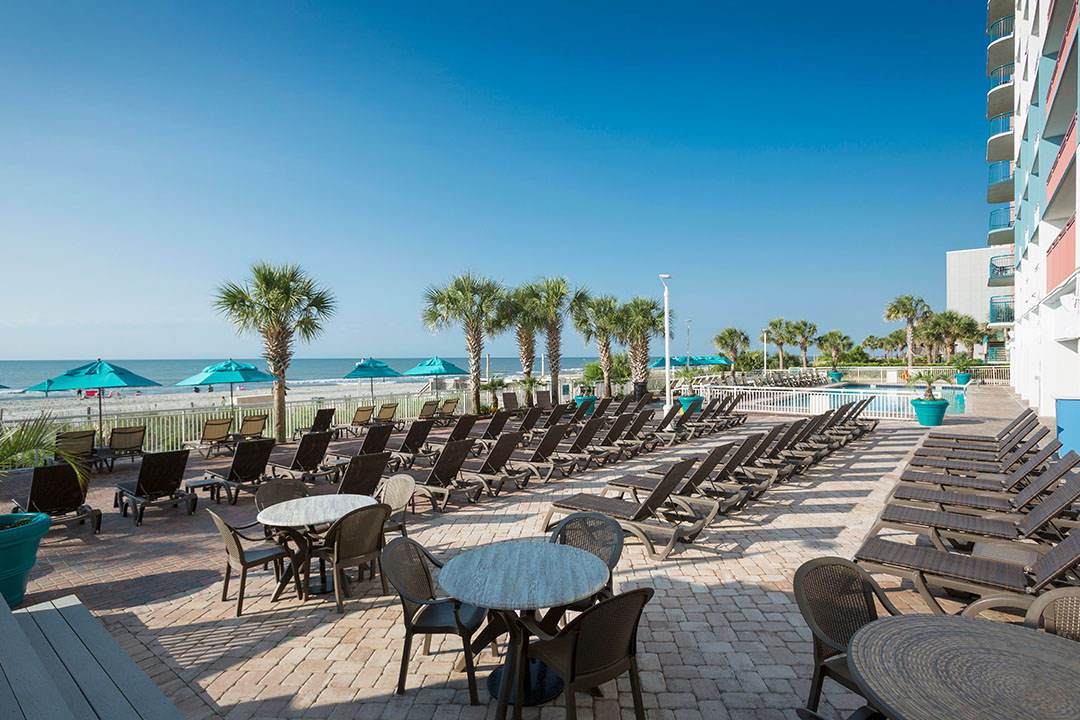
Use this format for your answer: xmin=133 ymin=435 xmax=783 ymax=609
xmin=438 ymin=541 xmax=609 ymax=611
xmin=256 ymin=494 xmax=376 ymax=528
xmin=848 ymin=614 xmax=1080 ymax=720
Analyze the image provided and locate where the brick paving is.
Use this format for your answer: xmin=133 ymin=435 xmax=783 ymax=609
xmin=11 ymin=386 xmax=1030 ymax=719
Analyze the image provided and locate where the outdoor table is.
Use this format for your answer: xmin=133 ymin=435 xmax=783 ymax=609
xmin=438 ymin=540 xmax=609 ymax=719
xmin=848 ymin=614 xmax=1080 ymax=720
xmin=257 ymin=494 xmax=377 ymax=595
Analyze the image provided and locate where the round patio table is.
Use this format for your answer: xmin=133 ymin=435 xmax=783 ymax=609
xmin=439 ymin=541 xmax=609 ymax=717
xmin=257 ymin=494 xmax=377 ymax=594
xmin=848 ymin=614 xmax=1080 ymax=720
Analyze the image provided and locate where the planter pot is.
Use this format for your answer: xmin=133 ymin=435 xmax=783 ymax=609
xmin=827 ymin=372 xmax=844 ymax=382
xmin=954 ymin=373 xmax=972 ymax=385
xmin=574 ymin=396 xmax=597 ymax=414
xmin=678 ymin=396 xmax=704 ymax=414
xmin=0 ymin=513 xmax=50 ymax=608
xmin=911 ymin=399 xmax=950 ymax=427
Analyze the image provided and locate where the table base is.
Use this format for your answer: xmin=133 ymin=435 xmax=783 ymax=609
xmin=487 ymin=659 xmax=563 ymax=706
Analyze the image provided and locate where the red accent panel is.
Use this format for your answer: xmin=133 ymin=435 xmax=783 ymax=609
xmin=1047 ymin=214 xmax=1077 ymax=293
xmin=1047 ymin=113 xmax=1077 ymax=201
xmin=1048 ymin=1 xmax=1078 ymax=104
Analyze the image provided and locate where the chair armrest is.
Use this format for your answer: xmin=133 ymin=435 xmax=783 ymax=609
xmin=516 ymin=615 xmax=560 ymax=642
xmin=204 ymin=471 xmax=227 ymax=481
xmin=960 ymin=594 xmax=1036 ymax=618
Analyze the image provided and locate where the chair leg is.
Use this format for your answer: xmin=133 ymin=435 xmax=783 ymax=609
xmin=236 ymin=568 xmax=247 ymax=617
xmin=628 ymin=657 xmax=646 ymax=720
xmin=334 ymin=564 xmax=345 ymax=614
xmin=564 ymin=681 xmax=576 ymax=720
xmin=221 ymin=565 xmax=231 ymax=602
xmin=807 ymin=664 xmax=825 ymax=712
xmin=423 ymin=634 xmax=432 ymax=655
xmin=461 ymin=632 xmax=480 ymax=706
xmin=397 ymin=632 xmax=413 ymax=695
xmin=378 ymin=558 xmax=388 ymax=595
xmin=513 ymin=646 xmax=526 ymax=720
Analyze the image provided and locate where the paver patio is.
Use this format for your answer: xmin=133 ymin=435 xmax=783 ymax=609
xmin=11 ymin=386 xmax=1030 ymax=719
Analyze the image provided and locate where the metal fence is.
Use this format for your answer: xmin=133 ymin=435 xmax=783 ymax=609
xmin=700 ymin=384 xmax=919 ymax=421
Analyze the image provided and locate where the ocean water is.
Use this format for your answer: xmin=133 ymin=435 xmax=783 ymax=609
xmin=0 ymin=357 xmax=598 ymax=400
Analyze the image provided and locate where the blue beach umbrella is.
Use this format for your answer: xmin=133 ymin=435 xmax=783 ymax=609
xmin=175 ymin=359 xmax=279 ymax=407
xmin=344 ymin=358 xmax=402 ymax=401
xmin=400 ymin=357 xmax=468 ymax=399
xmin=26 ymin=359 xmax=162 ymax=429
xmin=648 ymin=355 xmax=731 ymax=368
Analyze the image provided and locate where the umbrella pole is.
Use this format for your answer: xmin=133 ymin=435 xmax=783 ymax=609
xmin=97 ymin=390 xmax=103 ymax=436
xmin=370 ymin=378 xmax=375 ymax=403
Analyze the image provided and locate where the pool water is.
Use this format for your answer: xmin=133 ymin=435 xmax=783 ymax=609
xmin=840 ymin=384 xmax=966 ymax=414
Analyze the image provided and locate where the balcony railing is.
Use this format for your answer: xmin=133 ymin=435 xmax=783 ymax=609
xmin=990 ymin=62 xmax=1014 ymax=89
xmin=1047 ymin=1 xmax=1078 ymax=103
xmin=990 ymin=295 xmax=1015 ymax=323
xmin=989 ymin=15 xmax=1015 ymax=41
xmin=990 ymin=254 xmax=1015 ymax=279
xmin=989 ymin=206 xmax=1015 ymax=230
xmin=989 ymin=160 xmax=1014 ymax=184
xmin=1047 ymin=113 xmax=1077 ymax=200
xmin=987 ymin=346 xmax=1010 ymax=363
xmin=989 ymin=112 xmax=1013 ymax=137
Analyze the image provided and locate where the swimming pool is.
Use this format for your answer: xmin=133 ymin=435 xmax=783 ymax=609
xmin=840 ymin=384 xmax=966 ymax=414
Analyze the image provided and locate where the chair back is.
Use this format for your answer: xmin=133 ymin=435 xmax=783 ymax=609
xmin=446 ymin=414 xmax=477 ymax=442
xmin=352 ymin=406 xmax=375 ymax=426
xmin=568 ymin=402 xmax=590 ymax=425
xmin=237 ymin=415 xmax=267 ymax=438
xmin=134 ymin=449 xmax=190 ymax=498
xmin=479 ymin=432 xmax=522 ymax=474
xmin=228 ymin=438 xmax=276 ymax=481
xmin=1019 ymin=473 xmax=1080 ymax=538
xmin=382 ymin=537 xmax=438 ymax=625
xmin=255 ymin=478 xmax=310 ymax=510
xmin=623 ymin=410 xmax=652 ymax=439
xmin=673 ymin=398 xmax=702 ymax=427
xmin=207 ymin=510 xmax=245 ymax=565
xmin=501 ymin=392 xmax=520 ymax=411
xmin=715 ymin=434 xmax=763 ymax=481
xmin=680 ymin=442 xmax=733 ymax=495
xmin=377 ymin=403 xmax=398 ymax=422
xmin=610 ymin=396 xmax=632 ymax=416
xmin=438 ymin=398 xmax=459 ymax=416
xmin=549 ymin=512 xmax=623 ymax=572
xmin=1032 ymin=529 xmax=1080 ymax=590
xmin=999 ymin=426 xmax=1051 ymax=471
xmin=290 ymin=431 xmax=333 ymax=471
xmin=379 ymin=474 xmax=416 ymax=524
xmin=481 ymin=410 xmax=511 ymax=439
xmin=324 ymin=504 xmax=392 ymax=564
xmin=399 ymin=419 xmax=435 ymax=453
xmin=561 ymin=588 xmax=652 ymax=677
xmin=517 ymin=407 xmax=543 ymax=433
xmin=764 ymin=419 xmax=807 ymax=458
xmin=416 ymin=401 xmax=440 ymax=420
xmin=201 ymin=418 xmax=233 ymax=443
xmin=1003 ymin=440 xmax=1064 ymax=491
xmin=339 ymin=452 xmax=390 ymax=495
xmin=652 ymin=404 xmax=680 ymax=433
xmin=1012 ymin=451 xmax=1080 ymax=509
xmin=309 ymin=408 xmax=336 ymax=433
xmin=598 ymin=413 xmax=633 ymax=445
xmin=534 ymin=390 xmax=552 ymax=410
xmin=530 ymin=424 xmax=571 ymax=461
xmin=1024 ymin=587 xmax=1080 ymax=641
xmin=998 ymin=409 xmax=1037 ymax=439
xmin=109 ymin=426 xmax=145 ymax=453
xmin=744 ymin=425 xmax=784 ymax=465
xmin=359 ymin=423 xmax=394 ymax=454
xmin=544 ymin=403 xmax=569 ymax=428
xmin=634 ymin=457 xmax=695 ymax=519
xmin=567 ymin=416 xmax=604 ymax=453
xmin=428 ymin=439 xmax=474 ymax=487
xmin=26 ymin=464 xmax=88 ymax=515
xmin=630 ymin=393 xmax=653 ymax=413
xmin=793 ymin=557 xmax=885 ymax=662
xmin=56 ymin=430 xmax=96 ymax=458
xmin=591 ymin=397 xmax=612 ymax=418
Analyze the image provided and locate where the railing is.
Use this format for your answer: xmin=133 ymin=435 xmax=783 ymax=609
xmin=989 ymin=206 xmax=1015 ymax=231
xmin=1047 ymin=1 xmax=1078 ymax=103
xmin=987 ymin=346 xmax=1010 ymax=363
xmin=988 ymin=160 xmax=1014 ymax=185
xmin=990 ymin=254 xmax=1015 ymax=279
xmin=989 ymin=112 xmax=1013 ymax=137
xmin=990 ymin=295 xmax=1016 ymax=323
xmin=1047 ymin=113 xmax=1077 ymax=201
xmin=989 ymin=62 xmax=1014 ymax=89
xmin=699 ymin=385 xmax=919 ymax=421
xmin=1047 ymin=213 xmax=1077 ymax=292
xmin=828 ymin=365 xmax=1011 ymax=384
xmin=989 ymin=15 xmax=1015 ymax=41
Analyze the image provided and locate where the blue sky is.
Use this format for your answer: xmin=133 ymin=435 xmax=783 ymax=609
xmin=0 ymin=2 xmax=990 ymax=360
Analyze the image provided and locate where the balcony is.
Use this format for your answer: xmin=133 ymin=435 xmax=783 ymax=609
xmin=988 ymin=160 xmax=1014 ymax=203
xmin=987 ymin=112 xmax=1013 ymax=161
xmin=989 ymin=254 xmax=1015 ymax=286
xmin=987 ymin=62 xmax=1014 ymax=118
xmin=987 ymin=345 xmax=1010 ymax=363
xmin=1047 ymin=1 xmax=1078 ymax=107
xmin=988 ymin=16 xmax=1015 ymax=74
xmin=1047 ymin=214 xmax=1077 ymax=292
xmin=988 ymin=206 xmax=1015 ymax=245
xmin=1047 ymin=113 xmax=1077 ymax=203
xmin=989 ymin=295 xmax=1015 ymax=325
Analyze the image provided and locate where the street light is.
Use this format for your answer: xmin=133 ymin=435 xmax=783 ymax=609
xmin=660 ymin=274 xmax=674 ymax=412
xmin=686 ymin=319 xmax=692 ymax=360
xmin=762 ymin=329 xmax=768 ymax=375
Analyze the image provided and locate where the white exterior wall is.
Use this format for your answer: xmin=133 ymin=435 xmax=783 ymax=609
xmin=946 ymin=247 xmax=1002 ymax=322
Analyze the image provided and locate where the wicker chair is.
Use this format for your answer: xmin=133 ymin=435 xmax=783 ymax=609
xmin=310 ymin=504 xmax=392 ymax=612
xmin=381 ymin=537 xmax=489 ymax=704
xmin=379 ymin=474 xmax=416 ymax=537
xmin=793 ymin=557 xmax=900 ymax=712
xmin=544 ymin=513 xmax=622 ymax=624
xmin=796 ymin=708 xmax=885 ymax=720
xmin=254 ymin=479 xmax=310 ymax=511
xmin=1024 ymin=587 xmax=1080 ymax=641
xmin=515 ymin=588 xmax=653 ymax=719
xmin=207 ymin=509 xmax=301 ymax=616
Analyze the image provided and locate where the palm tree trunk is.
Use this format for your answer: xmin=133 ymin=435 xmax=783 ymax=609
xmin=516 ymin=324 xmax=536 ymax=406
xmin=800 ymin=345 xmax=808 ymax=368
xmin=546 ymin=325 xmax=562 ymax=404
xmin=777 ymin=343 xmax=784 ymax=370
xmin=263 ymin=332 xmax=291 ymax=443
xmin=905 ymin=320 xmax=915 ymax=370
xmin=629 ymin=339 xmax=649 ymax=384
xmin=466 ymin=325 xmax=483 ymax=413
xmin=597 ymin=336 xmax=613 ymax=397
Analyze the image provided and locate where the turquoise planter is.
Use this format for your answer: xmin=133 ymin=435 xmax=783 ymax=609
xmin=0 ymin=513 xmax=50 ymax=608
xmin=954 ymin=373 xmax=972 ymax=385
xmin=678 ymin=396 xmax=704 ymax=413
xmin=911 ymin=399 xmax=950 ymax=427
xmin=827 ymin=372 xmax=844 ymax=382
xmin=574 ymin=396 xmax=597 ymax=414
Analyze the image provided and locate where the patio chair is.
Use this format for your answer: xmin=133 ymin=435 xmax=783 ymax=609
xmin=585 ymin=412 xmax=635 ymax=465
xmin=292 ymin=407 xmax=336 ymax=440
xmin=334 ymin=405 xmax=375 ymax=439
xmin=379 ymin=474 xmax=415 ymax=537
xmin=207 ymin=509 xmax=302 ymax=617
xmin=416 ymin=414 xmax=478 ymax=465
xmin=606 ymin=395 xmax=632 ymax=419
xmin=268 ymin=431 xmax=336 ymax=484
xmin=921 ymin=412 xmax=1038 ymax=452
xmin=433 ymin=398 xmax=459 ymax=426
xmin=228 ymin=414 xmax=268 ymax=446
xmin=328 ymin=422 xmax=394 ymax=463
xmin=459 ymin=431 xmax=528 ymax=495
xmin=55 ymin=430 xmax=98 ymax=468
xmin=913 ymin=419 xmax=1044 ymax=462
xmin=793 ymin=557 xmax=900 ymax=712
xmin=415 ymin=400 xmax=440 ymax=421
xmin=184 ymin=417 xmax=234 ymax=458
xmin=255 ymin=478 xmax=310 ymax=511
xmin=386 ymin=419 xmax=436 ymax=471
xmin=95 ymin=425 xmax=145 ymax=471
xmin=534 ymin=389 xmax=553 ymax=412
xmin=406 ymin=438 xmax=482 ymax=512
xmin=338 ymin=452 xmax=391 ymax=495
xmin=502 ymin=391 xmax=522 ymax=415
xmin=373 ymin=402 xmax=402 ymax=430
xmin=381 ymin=537 xmax=489 ymax=704
xmin=899 ymin=439 xmax=1063 ymax=492
xmin=513 ymin=588 xmax=653 ymax=719
xmin=114 ymin=449 xmax=195 ymax=526
xmin=1023 ymin=586 xmax=1080 ymax=641
xmin=927 ymin=409 xmax=1036 ymax=444
xmin=551 ymin=416 xmax=606 ymax=472
xmin=523 ymin=403 xmax=569 ymax=443
xmin=638 ymin=404 xmax=681 ymax=447
xmin=211 ymin=438 xmax=277 ymax=505
xmin=508 ymin=424 xmax=573 ymax=482
xmin=309 ymin=503 xmax=392 ymax=612
xmin=540 ymin=457 xmax=699 ymax=561
xmin=11 ymin=463 xmax=101 ymax=534
xmin=589 ymin=396 xmax=613 ymax=420
xmin=542 ymin=512 xmax=623 ymax=625
xmin=473 ymin=410 xmax=512 ymax=453
xmin=613 ymin=410 xmax=659 ymax=457
xmin=509 ymin=407 xmax=543 ymax=437
xmin=907 ymin=428 xmax=1049 ymax=476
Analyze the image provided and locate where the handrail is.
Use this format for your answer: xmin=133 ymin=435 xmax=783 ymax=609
xmin=990 ymin=62 xmax=1014 ymax=89
xmin=1047 ymin=1 xmax=1078 ymax=103
xmin=989 ymin=112 xmax=1013 ymax=137
xmin=989 ymin=254 xmax=1015 ymax=278
xmin=990 ymin=295 xmax=1015 ymax=323
xmin=1048 ymin=213 xmax=1077 ymax=253
xmin=988 ymin=160 xmax=1014 ymax=184
xmin=989 ymin=206 xmax=1015 ymax=230
xmin=989 ymin=15 xmax=1015 ymax=41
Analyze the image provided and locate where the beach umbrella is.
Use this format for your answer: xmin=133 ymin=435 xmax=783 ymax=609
xmin=0 ymin=384 xmax=7 ymax=389
xmin=175 ymin=359 xmax=278 ymax=408
xmin=400 ymin=357 xmax=468 ymax=399
xmin=648 ymin=355 xmax=730 ymax=368
xmin=344 ymin=358 xmax=402 ymax=402
xmin=26 ymin=359 xmax=161 ymax=430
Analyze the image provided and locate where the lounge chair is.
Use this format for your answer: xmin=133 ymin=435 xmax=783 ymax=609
xmin=523 ymin=403 xmax=570 ymax=444
xmin=386 ymin=419 xmax=436 ymax=471
xmin=921 ymin=412 xmax=1038 ymax=451
xmin=912 ymin=419 xmax=1043 ymax=461
xmin=541 ymin=457 xmax=699 ymax=561
xmin=208 ymin=509 xmax=302 ymax=616
xmin=907 ymin=427 xmax=1049 ymax=475
xmin=588 ymin=396 xmax=613 ymax=420
xmin=416 ymin=414 xmax=478 ymax=465
xmin=550 ymin=416 xmax=606 ymax=472
xmin=328 ymin=422 xmax=395 ymax=465
xmin=509 ymin=424 xmax=574 ymax=482
xmin=268 ymin=431 xmax=337 ymax=483
xmin=338 ymin=452 xmax=392 ymax=495
xmin=334 ymin=406 xmax=374 ymax=439
xmin=309 ymin=504 xmax=392 ymax=612
xmin=228 ymin=414 xmax=268 ymax=447
xmin=855 ymin=529 xmax=1080 ymax=614
xmin=373 ymin=402 xmax=402 ymax=430
xmin=292 ymin=407 xmax=336 ymax=440
xmin=564 ymin=401 xmax=591 ymax=427
xmin=613 ymin=410 xmax=659 ymax=457
xmin=208 ymin=437 xmax=276 ymax=504
xmin=585 ymin=412 xmax=636 ymax=465
xmin=185 ymin=418 xmax=234 ymax=458
xmin=11 ymin=463 xmax=101 ymax=534
xmin=534 ymin=390 xmax=553 ymax=412
xmin=898 ymin=439 xmax=1063 ymax=492
xmin=95 ymin=426 xmax=145 ymax=471
xmin=433 ymin=398 xmax=459 ymax=426
xmin=403 ymin=439 xmax=481 ymax=512
xmin=926 ymin=409 xmax=1036 ymax=444
xmin=415 ymin=400 xmax=440 ymax=422
xmin=502 ymin=391 xmax=523 ymax=416
xmin=472 ymin=410 xmax=511 ymax=453
xmin=507 ymin=406 xmax=543 ymax=437
xmin=637 ymin=404 xmax=681 ymax=448
xmin=55 ymin=430 xmax=98 ymax=468
xmin=459 ymin=431 xmax=529 ymax=495
xmin=114 ymin=449 xmax=196 ymax=526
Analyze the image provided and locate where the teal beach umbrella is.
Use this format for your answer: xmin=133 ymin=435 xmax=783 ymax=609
xmin=648 ymin=355 xmax=731 ymax=368
xmin=175 ymin=359 xmax=279 ymax=407
xmin=26 ymin=359 xmax=161 ymax=429
xmin=400 ymin=357 xmax=468 ymax=399
xmin=344 ymin=358 xmax=401 ymax=402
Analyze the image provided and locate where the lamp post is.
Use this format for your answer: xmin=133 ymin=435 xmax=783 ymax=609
xmin=686 ymin=319 xmax=692 ymax=361
xmin=660 ymin=274 xmax=674 ymax=412
xmin=762 ymin=329 xmax=768 ymax=375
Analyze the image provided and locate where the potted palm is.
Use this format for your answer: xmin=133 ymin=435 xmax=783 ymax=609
xmin=952 ymin=354 xmax=975 ymax=386
xmin=907 ymin=371 xmax=950 ymax=426
xmin=675 ymin=366 xmax=704 ymax=413
xmin=478 ymin=377 xmax=506 ymax=414
xmin=515 ymin=375 xmax=546 ymax=407
xmin=0 ymin=415 xmax=85 ymax=608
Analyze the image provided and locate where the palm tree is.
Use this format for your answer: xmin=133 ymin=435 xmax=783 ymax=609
xmin=861 ymin=334 xmax=879 ymax=360
xmin=534 ymin=277 xmax=589 ymax=404
xmin=572 ymin=294 xmax=623 ymax=398
xmin=766 ymin=318 xmax=790 ymax=370
xmin=215 ymin=263 xmax=336 ymax=442
xmin=957 ymin=315 xmax=985 ymax=358
xmin=888 ymin=328 xmax=908 ymax=360
xmin=916 ymin=318 xmax=945 ymax=364
xmin=788 ymin=320 xmax=818 ymax=367
xmin=498 ymin=283 xmax=544 ymax=406
xmin=620 ymin=296 xmax=665 ymax=396
xmin=422 ymin=273 xmax=507 ymax=414
xmin=1 ymin=414 xmax=89 ymax=487
xmin=713 ymin=327 xmax=749 ymax=381
xmin=883 ymin=295 xmax=931 ymax=370
xmin=816 ymin=330 xmax=853 ymax=371
xmin=931 ymin=310 xmax=965 ymax=362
